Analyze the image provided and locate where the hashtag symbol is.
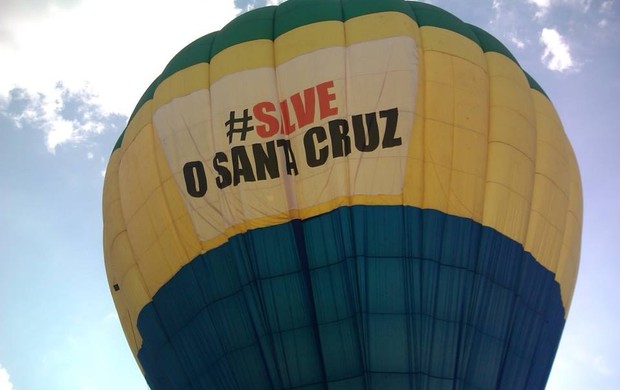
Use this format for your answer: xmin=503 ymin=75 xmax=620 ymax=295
xmin=225 ymin=109 xmax=254 ymax=144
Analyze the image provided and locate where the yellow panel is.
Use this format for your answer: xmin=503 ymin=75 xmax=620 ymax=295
xmin=274 ymin=21 xmax=345 ymax=66
xmin=103 ymin=201 xmax=125 ymax=251
xmin=526 ymin=204 xmax=564 ymax=271
xmin=488 ymin=106 xmax=536 ymax=156
xmin=153 ymin=121 xmax=202 ymax=259
xmin=403 ymin=24 xmax=425 ymax=207
xmin=533 ymin=143 xmax=570 ymax=227
xmin=353 ymin=11 xmax=424 ymax=213
xmin=345 ymin=11 xmax=418 ymax=45
xmin=525 ymin=93 xmax=571 ymax=272
xmin=448 ymin=58 xmax=488 ymax=220
xmin=153 ymin=63 xmax=210 ymax=112
xmin=102 ymin=146 xmax=147 ymax=351
xmin=161 ymin=177 xmax=202 ymax=257
xmin=450 ymin=127 xmax=487 ymax=219
xmin=555 ymin=163 xmax=582 ymax=312
xmin=102 ymin=152 xmax=124 ymax=256
xmin=102 ymin=150 xmax=122 ymax=211
xmin=120 ymin=119 xmax=205 ymax=296
xmin=419 ymin=26 xmax=487 ymax=69
xmin=117 ymin=124 xmax=167 ymax=296
xmin=403 ymin=111 xmax=426 ymax=207
xmin=483 ymin=182 xmax=533 ymax=237
xmin=482 ymin=52 xmax=536 ymax=244
xmin=417 ymin=29 xmax=488 ymax=221
xmin=210 ymin=40 xmax=274 ymax=84
xmin=137 ymin=241 xmax=174 ymax=296
xmin=518 ymin=88 xmax=582 ymax=315
xmin=126 ymin=204 xmax=158 ymax=268
xmin=120 ymin=124 xmax=164 ymax=217
xmin=151 ymin=131 xmax=202 ymax=265
xmin=157 ymin=224 xmax=190 ymax=271
xmin=120 ymin=100 xmax=153 ymax=151
xmin=423 ymin=119 xmax=452 ymax=213
xmin=119 ymin=265 xmax=149 ymax=350
xmin=107 ymin=227 xmax=136 ymax=284
xmin=424 ymin=49 xmax=454 ymax=121
xmin=453 ymin=66 xmax=489 ymax=135
xmin=485 ymin=143 xmax=535 ymax=200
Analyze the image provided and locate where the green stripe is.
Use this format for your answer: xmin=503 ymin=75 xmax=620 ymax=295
xmin=467 ymin=24 xmax=518 ymax=64
xmin=525 ymin=71 xmax=549 ymax=99
xmin=212 ymin=6 xmax=276 ymax=57
xmin=112 ymin=0 xmax=549 ymax=153
xmin=467 ymin=24 xmax=548 ymax=97
xmin=274 ymin=0 xmax=343 ymax=37
xmin=163 ymin=33 xmax=217 ymax=80
xmin=341 ymin=0 xmax=416 ymax=21
xmin=127 ymin=33 xmax=218 ymax=123
xmin=407 ymin=2 xmax=480 ymax=44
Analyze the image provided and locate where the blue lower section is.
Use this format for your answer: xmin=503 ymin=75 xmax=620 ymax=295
xmin=136 ymin=206 xmax=565 ymax=390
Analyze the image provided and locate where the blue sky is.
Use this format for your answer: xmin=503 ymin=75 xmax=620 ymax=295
xmin=0 ymin=0 xmax=618 ymax=389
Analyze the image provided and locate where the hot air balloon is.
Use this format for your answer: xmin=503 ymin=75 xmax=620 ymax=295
xmin=102 ymin=0 xmax=582 ymax=389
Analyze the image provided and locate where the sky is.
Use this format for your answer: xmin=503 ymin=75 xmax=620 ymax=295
xmin=0 ymin=0 xmax=618 ymax=389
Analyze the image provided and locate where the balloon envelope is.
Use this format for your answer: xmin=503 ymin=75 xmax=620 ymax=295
xmin=102 ymin=1 xmax=582 ymax=389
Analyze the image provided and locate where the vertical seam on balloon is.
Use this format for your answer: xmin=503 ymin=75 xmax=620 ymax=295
xmin=117 ymin=133 xmax=154 ymax=354
xmin=241 ymin=13 xmax=285 ymax=386
xmin=209 ymin=34 xmax=232 ymax=240
xmin=273 ymin=15 xmax=293 ymax=221
xmin=341 ymin=6 xmax=353 ymax=205
xmin=341 ymin=8 xmax=370 ymax=388
xmin=137 ymin=122 xmax=194 ymax=388
xmin=459 ymin=24 xmax=491 ymax=389
xmin=447 ymin=55 xmax=457 ymax=217
xmin=264 ymin=11 xmax=287 ymax=386
xmin=529 ymin=90 xmax=571 ymax=301
xmin=555 ymin=141 xmax=582 ymax=315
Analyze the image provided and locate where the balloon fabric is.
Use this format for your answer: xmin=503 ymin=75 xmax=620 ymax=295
xmin=102 ymin=1 xmax=582 ymax=389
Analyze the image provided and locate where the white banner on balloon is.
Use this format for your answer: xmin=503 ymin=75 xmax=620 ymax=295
xmin=154 ymin=36 xmax=418 ymax=242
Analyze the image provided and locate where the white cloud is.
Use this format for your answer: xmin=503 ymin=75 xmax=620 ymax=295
xmin=511 ymin=36 xmax=526 ymax=48
xmin=596 ymin=2 xmax=614 ymax=30
xmin=0 ymin=365 xmax=14 ymax=390
xmin=1 ymin=84 xmax=114 ymax=153
xmin=46 ymin=118 xmax=78 ymax=152
xmin=527 ymin=0 xmax=594 ymax=18
xmin=235 ymin=0 xmax=284 ymax=11
xmin=528 ymin=0 xmax=552 ymax=18
xmin=579 ymin=0 xmax=593 ymax=12
xmin=600 ymin=0 xmax=614 ymax=13
xmin=1 ymin=0 xmax=238 ymax=117
xmin=491 ymin=0 xmax=502 ymax=23
xmin=0 ymin=0 xmax=239 ymax=153
xmin=540 ymin=27 xmax=574 ymax=71
xmin=529 ymin=0 xmax=552 ymax=7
